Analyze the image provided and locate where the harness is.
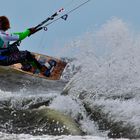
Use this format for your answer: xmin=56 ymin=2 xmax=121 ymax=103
xmin=0 ymin=55 xmax=7 ymax=60
xmin=0 ymin=48 xmax=8 ymax=60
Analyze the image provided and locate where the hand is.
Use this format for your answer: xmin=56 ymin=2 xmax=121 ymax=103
xmin=28 ymin=27 xmax=37 ymax=36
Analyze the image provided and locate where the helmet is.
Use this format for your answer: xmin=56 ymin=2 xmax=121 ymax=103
xmin=0 ymin=16 xmax=10 ymax=31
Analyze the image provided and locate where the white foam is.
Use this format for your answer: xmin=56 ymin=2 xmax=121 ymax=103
xmin=63 ymin=17 xmax=140 ymax=134
xmin=0 ymin=132 xmax=129 ymax=140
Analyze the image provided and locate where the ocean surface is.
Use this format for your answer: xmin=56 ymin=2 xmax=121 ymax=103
xmin=0 ymin=18 xmax=140 ymax=140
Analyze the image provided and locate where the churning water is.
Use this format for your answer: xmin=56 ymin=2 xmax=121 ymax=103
xmin=0 ymin=18 xmax=139 ymax=139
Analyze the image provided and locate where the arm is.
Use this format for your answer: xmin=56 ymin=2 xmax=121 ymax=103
xmin=0 ymin=29 xmax=30 ymax=42
xmin=12 ymin=29 xmax=30 ymax=41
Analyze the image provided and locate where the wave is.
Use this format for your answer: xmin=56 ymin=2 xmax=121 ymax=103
xmin=61 ymin=18 xmax=140 ymax=138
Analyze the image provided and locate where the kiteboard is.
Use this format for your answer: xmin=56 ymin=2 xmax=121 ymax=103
xmin=11 ymin=52 xmax=67 ymax=80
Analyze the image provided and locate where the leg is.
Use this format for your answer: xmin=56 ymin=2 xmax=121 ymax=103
xmin=0 ymin=50 xmax=57 ymax=77
xmin=1 ymin=50 xmax=42 ymax=68
xmin=20 ymin=52 xmax=57 ymax=76
xmin=21 ymin=51 xmax=42 ymax=70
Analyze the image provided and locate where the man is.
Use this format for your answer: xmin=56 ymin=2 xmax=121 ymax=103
xmin=0 ymin=16 xmax=55 ymax=76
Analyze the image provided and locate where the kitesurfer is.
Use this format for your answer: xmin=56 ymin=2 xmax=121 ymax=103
xmin=0 ymin=16 xmax=55 ymax=76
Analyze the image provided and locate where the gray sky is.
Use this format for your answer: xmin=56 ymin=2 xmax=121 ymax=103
xmin=0 ymin=0 xmax=140 ymax=56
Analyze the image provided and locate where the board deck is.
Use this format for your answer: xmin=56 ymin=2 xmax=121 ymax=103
xmin=11 ymin=53 xmax=67 ymax=80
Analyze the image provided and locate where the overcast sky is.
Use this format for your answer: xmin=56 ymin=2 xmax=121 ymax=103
xmin=0 ymin=0 xmax=140 ymax=56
